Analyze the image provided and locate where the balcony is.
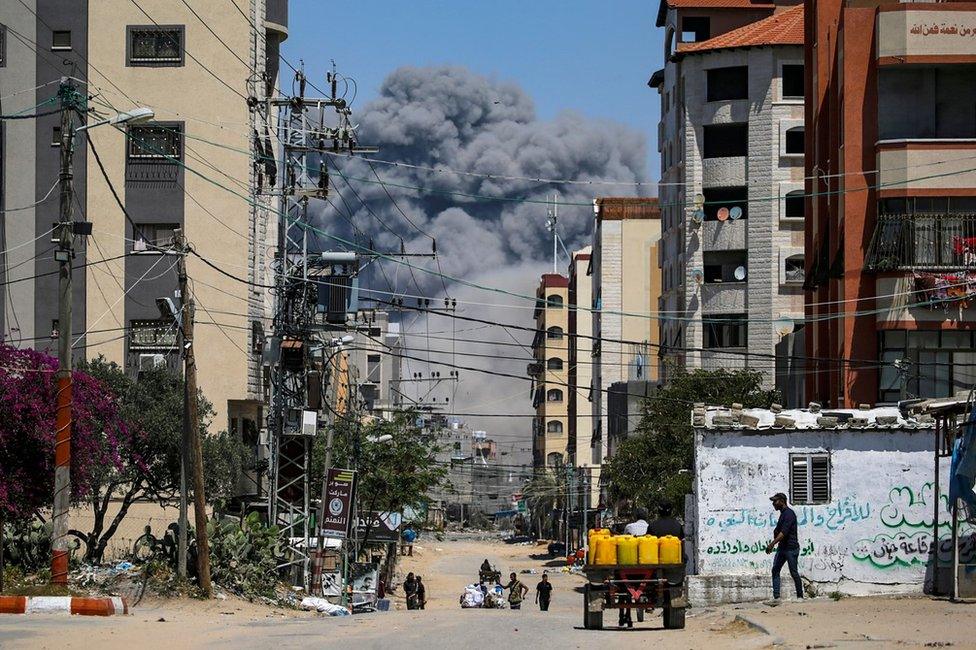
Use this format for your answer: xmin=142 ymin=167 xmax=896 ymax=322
xmin=266 ymin=0 xmax=288 ymax=36
xmin=702 ymin=219 xmax=746 ymax=251
xmin=702 ymin=282 xmax=747 ymax=313
xmin=702 ymin=157 xmax=746 ymax=188
xmin=866 ymin=214 xmax=976 ymax=271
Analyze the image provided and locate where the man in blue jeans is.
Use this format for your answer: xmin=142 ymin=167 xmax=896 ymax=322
xmin=765 ymin=492 xmax=804 ymax=601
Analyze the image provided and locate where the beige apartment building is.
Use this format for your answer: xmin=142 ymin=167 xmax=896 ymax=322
xmin=567 ymin=246 xmax=599 ymax=505
xmin=590 ymin=197 xmax=662 ymax=464
xmin=530 ymin=273 xmax=570 ymax=469
xmin=0 ymin=1 xmax=286 ymax=436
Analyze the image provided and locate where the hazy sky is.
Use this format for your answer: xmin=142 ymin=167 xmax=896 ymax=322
xmin=283 ymin=0 xmax=665 ymax=180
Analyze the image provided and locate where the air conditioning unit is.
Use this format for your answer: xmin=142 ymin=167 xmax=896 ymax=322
xmin=133 ymin=238 xmax=148 ymax=252
xmin=258 ymin=428 xmax=270 ymax=446
xmin=138 ymin=353 xmax=165 ymax=371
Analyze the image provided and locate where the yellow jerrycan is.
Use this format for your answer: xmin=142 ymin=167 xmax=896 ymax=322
xmin=638 ymin=535 xmax=659 ymax=564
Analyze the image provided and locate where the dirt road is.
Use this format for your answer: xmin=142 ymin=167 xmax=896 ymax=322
xmin=0 ymin=534 xmax=972 ymax=649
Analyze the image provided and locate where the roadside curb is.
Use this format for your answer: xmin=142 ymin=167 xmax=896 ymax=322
xmin=0 ymin=596 xmax=128 ymax=616
xmin=734 ymin=613 xmax=784 ymax=646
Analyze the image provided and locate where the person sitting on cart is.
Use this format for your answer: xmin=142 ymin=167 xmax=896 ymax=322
xmin=648 ymin=503 xmax=684 ymax=539
xmin=480 ymin=558 xmax=492 ymax=574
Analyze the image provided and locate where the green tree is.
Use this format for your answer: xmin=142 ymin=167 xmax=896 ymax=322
xmin=605 ymin=366 xmax=779 ymax=513
xmin=312 ymin=413 xmax=446 ymax=548
xmin=71 ymin=358 xmax=248 ymax=563
xmin=523 ymin=469 xmax=561 ymax=538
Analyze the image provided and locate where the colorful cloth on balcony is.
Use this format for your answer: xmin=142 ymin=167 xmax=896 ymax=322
xmin=913 ymin=272 xmax=976 ymax=310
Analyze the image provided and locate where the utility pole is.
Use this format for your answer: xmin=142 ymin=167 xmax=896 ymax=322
xmin=50 ymin=79 xmax=76 ymax=586
xmin=176 ymin=232 xmax=212 ymax=596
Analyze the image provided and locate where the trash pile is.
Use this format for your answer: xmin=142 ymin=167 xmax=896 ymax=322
xmin=459 ymin=583 xmax=506 ymax=609
xmin=300 ymin=596 xmax=352 ymax=616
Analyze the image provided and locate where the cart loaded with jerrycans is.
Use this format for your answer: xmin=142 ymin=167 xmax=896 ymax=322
xmin=582 ymin=529 xmax=687 ymax=630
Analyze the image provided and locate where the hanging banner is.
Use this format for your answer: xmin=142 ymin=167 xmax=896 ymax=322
xmin=321 ymin=468 xmax=357 ymax=539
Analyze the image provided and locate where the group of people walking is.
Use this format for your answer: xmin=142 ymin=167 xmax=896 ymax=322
xmin=480 ymin=559 xmax=553 ymax=611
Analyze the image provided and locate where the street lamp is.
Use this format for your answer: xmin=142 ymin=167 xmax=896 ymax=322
xmin=49 ymin=83 xmax=156 ymax=586
xmin=75 ymin=106 xmax=155 ymax=133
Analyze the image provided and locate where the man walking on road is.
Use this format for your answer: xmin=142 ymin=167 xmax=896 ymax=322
xmin=535 ymin=572 xmax=552 ymax=611
xmin=765 ymin=492 xmax=804 ymax=602
xmin=503 ymin=572 xmax=528 ymax=610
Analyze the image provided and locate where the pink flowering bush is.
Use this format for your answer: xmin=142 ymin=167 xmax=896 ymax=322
xmin=0 ymin=345 xmax=134 ymax=522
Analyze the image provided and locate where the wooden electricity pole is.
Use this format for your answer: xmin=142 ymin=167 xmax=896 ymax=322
xmin=176 ymin=233 xmax=212 ymax=596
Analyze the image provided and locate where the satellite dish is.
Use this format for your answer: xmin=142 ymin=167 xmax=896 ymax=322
xmin=694 ymin=193 xmax=705 ymax=208
xmin=729 ymin=206 xmax=743 ymax=220
xmin=733 ymin=265 xmax=747 ymax=281
xmin=717 ymin=207 xmax=730 ymax=222
xmin=690 ymin=209 xmax=704 ymax=228
xmin=692 ymin=269 xmax=704 ymax=284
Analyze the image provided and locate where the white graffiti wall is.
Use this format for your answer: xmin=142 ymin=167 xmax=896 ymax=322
xmin=692 ymin=427 xmax=974 ymax=594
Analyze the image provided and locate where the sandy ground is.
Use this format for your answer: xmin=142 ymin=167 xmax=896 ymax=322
xmin=0 ymin=535 xmax=974 ymax=649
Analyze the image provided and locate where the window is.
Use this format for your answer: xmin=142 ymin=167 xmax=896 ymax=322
xmin=51 ymin=30 xmax=71 ymax=51
xmin=0 ymin=24 xmax=6 ymax=67
xmin=546 ymin=326 xmax=563 ymax=340
xmin=367 ymin=354 xmax=381 ymax=383
xmin=132 ymin=223 xmax=179 ymax=252
xmin=681 ymin=16 xmax=710 ymax=42
xmin=546 ymin=294 xmax=563 ymax=309
xmin=703 ymin=314 xmax=747 ymax=348
xmin=546 ymin=388 xmax=563 ymax=402
xmin=703 ymin=123 xmax=748 ymax=158
xmin=127 ymin=124 xmax=181 ymax=161
xmin=784 ymin=255 xmax=804 ymax=284
xmin=784 ymin=190 xmax=805 ymax=219
xmin=707 ymin=66 xmax=748 ymax=102
xmin=51 ymin=127 xmax=61 ymax=147
xmin=547 ymin=452 xmax=564 ymax=467
xmin=129 ymin=319 xmax=178 ymax=351
xmin=879 ymin=65 xmax=976 ymax=140
xmin=547 ymin=357 xmax=563 ymax=370
xmin=790 ymin=453 xmax=830 ymax=505
xmin=546 ymin=420 xmax=563 ymax=434
xmin=703 ymin=187 xmax=747 ymax=221
xmin=785 ymin=127 xmax=804 ymax=155
xmin=127 ymin=25 xmax=184 ymax=66
xmin=782 ymin=64 xmax=804 ymax=99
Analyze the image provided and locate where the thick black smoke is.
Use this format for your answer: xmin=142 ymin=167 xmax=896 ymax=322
xmin=314 ymin=66 xmax=648 ymax=459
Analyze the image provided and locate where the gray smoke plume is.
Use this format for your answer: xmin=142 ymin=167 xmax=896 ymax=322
xmin=314 ymin=66 xmax=648 ymax=462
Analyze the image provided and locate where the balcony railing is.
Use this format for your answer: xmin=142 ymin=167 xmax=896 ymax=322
xmin=866 ymin=213 xmax=976 ymax=271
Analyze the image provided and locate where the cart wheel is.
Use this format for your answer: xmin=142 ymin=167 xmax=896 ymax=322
xmin=636 ymin=608 xmax=645 ymax=623
xmin=583 ymin=583 xmax=604 ymax=630
xmin=663 ymin=606 xmax=686 ymax=630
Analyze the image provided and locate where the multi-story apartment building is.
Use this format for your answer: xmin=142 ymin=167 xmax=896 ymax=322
xmin=346 ymin=310 xmax=402 ymax=417
xmin=652 ymin=0 xmax=806 ymax=404
xmin=806 ymin=0 xmax=976 ymax=406
xmin=530 ymin=273 xmax=570 ymax=469
xmin=0 ymin=1 xmax=286 ymax=431
xmin=567 ymin=246 xmax=599 ymax=503
xmin=590 ymin=197 xmax=661 ymax=465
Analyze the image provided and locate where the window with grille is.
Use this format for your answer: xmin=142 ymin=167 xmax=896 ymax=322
xmin=129 ymin=320 xmax=178 ymax=352
xmin=546 ymin=326 xmax=563 ymax=340
xmin=128 ymin=26 xmax=184 ymax=66
xmin=790 ymin=453 xmax=830 ymax=504
xmin=127 ymin=125 xmax=181 ymax=161
xmin=131 ymin=223 xmax=179 ymax=252
xmin=546 ymin=388 xmax=563 ymax=402
xmin=546 ymin=420 xmax=563 ymax=434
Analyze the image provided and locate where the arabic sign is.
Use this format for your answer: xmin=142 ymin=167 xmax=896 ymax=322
xmin=356 ymin=511 xmax=403 ymax=544
xmin=321 ymin=468 xmax=357 ymax=539
xmin=879 ymin=11 xmax=976 ymax=59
